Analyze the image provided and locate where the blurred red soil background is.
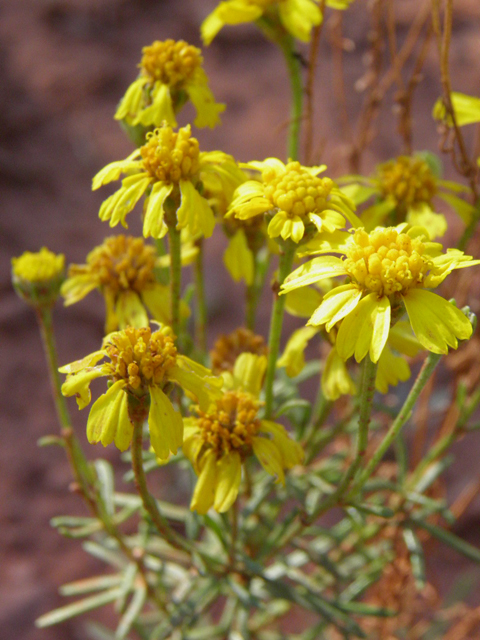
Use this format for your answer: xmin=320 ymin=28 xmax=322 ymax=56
xmin=2 ymin=0 xmax=480 ymax=638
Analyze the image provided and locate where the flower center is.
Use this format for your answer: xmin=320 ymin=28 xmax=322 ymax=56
xmin=140 ymin=39 xmax=202 ymax=86
xmin=140 ymin=124 xmax=200 ymax=183
xmin=344 ymin=228 xmax=431 ymax=297
xmin=210 ymin=328 xmax=268 ymax=374
xmin=85 ymin=235 xmax=156 ymax=295
xmin=104 ymin=326 xmax=177 ymax=392
xmin=263 ymin=161 xmax=333 ymax=218
xmin=12 ymin=248 xmax=65 ymax=283
xmin=378 ymin=157 xmax=437 ymax=211
xmin=194 ymin=391 xmax=261 ymax=456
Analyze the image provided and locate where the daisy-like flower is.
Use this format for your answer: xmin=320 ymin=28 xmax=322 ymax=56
xmin=227 ymin=159 xmax=360 ymax=245
xmin=183 ymin=353 xmax=304 ymax=514
xmin=279 ymin=284 xmax=421 ymax=397
xmin=341 ymin=155 xmax=475 ymax=239
xmin=93 ymin=122 xmax=239 ymax=240
xmin=115 ymin=39 xmax=225 ymax=130
xmin=60 ymin=325 xmax=223 ymax=460
xmin=281 ymin=225 xmax=479 ymax=363
xmin=201 ymin=0 xmax=354 ymax=46
xmin=12 ymin=247 xmax=65 ymax=307
xmin=210 ymin=327 xmax=268 ymax=374
xmin=61 ymin=235 xmax=192 ymax=333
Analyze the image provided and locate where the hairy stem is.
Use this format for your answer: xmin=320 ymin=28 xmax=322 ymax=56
xmin=167 ymin=223 xmax=182 ymax=338
xmin=279 ymin=34 xmax=304 ymax=161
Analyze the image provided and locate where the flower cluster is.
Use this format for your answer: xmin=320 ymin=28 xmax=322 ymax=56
xmin=184 ymin=354 xmax=304 ymax=513
xmin=60 ymin=326 xmax=222 ymax=459
xmin=282 ymin=226 xmax=479 ymax=362
xmin=115 ymin=39 xmax=225 ymax=130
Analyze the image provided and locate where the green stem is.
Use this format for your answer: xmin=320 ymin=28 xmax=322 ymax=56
xmin=279 ymin=34 xmax=304 ymax=161
xmin=128 ymin=396 xmax=191 ymax=553
xmin=167 ymin=223 xmax=182 ymax=338
xmin=264 ymin=243 xmax=296 ymax=418
xmin=246 ymin=247 xmax=271 ymax=332
xmin=348 ymin=352 xmax=442 ymax=498
xmin=194 ymin=239 xmax=207 ymax=356
xmin=306 ymin=356 xmax=378 ymax=523
xmin=36 ymin=306 xmax=71 ymax=429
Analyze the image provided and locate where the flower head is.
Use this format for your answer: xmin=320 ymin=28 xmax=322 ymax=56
xmin=93 ymin=123 xmax=239 ymax=240
xmin=60 ymin=325 xmax=223 ymax=459
xmin=183 ymin=353 xmax=304 ymax=514
xmin=210 ymin=327 xmax=268 ymax=374
xmin=115 ymin=39 xmax=225 ymax=130
xmin=12 ymin=248 xmax=65 ymax=307
xmin=61 ymin=235 xmax=189 ymax=333
xmin=201 ymin=0 xmax=354 ymax=45
xmin=281 ymin=225 xmax=479 ymax=362
xmin=227 ymin=159 xmax=360 ymax=245
xmin=341 ymin=155 xmax=475 ymax=238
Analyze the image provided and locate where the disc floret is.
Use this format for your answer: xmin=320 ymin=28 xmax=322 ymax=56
xmin=194 ymin=391 xmax=262 ymax=457
xmin=378 ymin=157 xmax=437 ymax=213
xmin=140 ymin=39 xmax=202 ymax=86
xmin=140 ymin=125 xmax=200 ymax=183
xmin=344 ymin=228 xmax=431 ymax=297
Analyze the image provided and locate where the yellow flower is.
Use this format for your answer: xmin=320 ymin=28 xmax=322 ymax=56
xmin=183 ymin=353 xmax=303 ymax=514
xmin=60 ymin=326 xmax=223 ymax=459
xmin=115 ymin=39 xmax=225 ymax=130
xmin=201 ymin=0 xmax=354 ymax=45
xmin=61 ymin=235 xmax=191 ymax=333
xmin=341 ymin=155 xmax=475 ymax=238
xmin=433 ymin=92 xmax=480 ymax=127
xmin=279 ymin=280 xmax=420 ymax=396
xmin=281 ymin=225 xmax=479 ymax=362
xmin=93 ymin=122 xmax=239 ymax=240
xmin=12 ymin=248 xmax=65 ymax=307
xmin=210 ymin=327 xmax=268 ymax=374
xmin=227 ymin=159 xmax=360 ymax=245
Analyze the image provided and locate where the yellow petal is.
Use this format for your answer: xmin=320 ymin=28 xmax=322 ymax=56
xmin=433 ymin=92 xmax=480 ymax=127
xmin=375 ymin=345 xmax=410 ymax=394
xmin=308 ymin=284 xmax=362 ymax=330
xmin=252 ymin=436 xmax=286 ymax=485
xmin=336 ymin=293 xmax=390 ymax=363
xmin=61 ymin=368 xmax=105 ymax=409
xmin=278 ymin=0 xmax=322 ymax=42
xmin=115 ymin=78 xmax=148 ymax=121
xmin=143 ymin=181 xmax=172 ymax=239
xmin=402 ymin=289 xmax=472 ymax=354
xmin=135 ymin=82 xmax=176 ymax=128
xmin=61 ymin=274 xmax=98 ymax=305
xmin=177 ymin=180 xmax=215 ymax=238
xmin=116 ymin=291 xmax=149 ymax=329
xmin=213 ymin=452 xmax=242 ymax=512
xmin=186 ymin=74 xmax=225 ymax=129
xmin=277 ymin=326 xmax=318 ymax=377
xmin=260 ymin=421 xmax=304 ymax=468
xmin=321 ymin=347 xmax=356 ymax=400
xmin=59 ymin=351 xmax=105 ymax=374
xmin=142 ymin=284 xmax=171 ymax=325
xmin=190 ymin=450 xmax=218 ymax=514
xmin=86 ymin=380 xmax=128 ymax=448
xmin=148 ymin=385 xmax=184 ymax=460
xmin=388 ymin=321 xmax=422 ymax=357
xmin=92 ymin=150 xmax=142 ymax=190
xmin=232 ymin=353 xmax=267 ymax=396
xmin=170 ymin=357 xmax=223 ymax=411
xmin=284 ymin=286 xmax=323 ymax=318
xmin=223 ymin=230 xmax=254 ymax=285
xmin=281 ymin=256 xmax=347 ymax=293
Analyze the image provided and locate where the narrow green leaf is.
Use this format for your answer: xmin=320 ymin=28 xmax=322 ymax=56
xmin=335 ymin=600 xmax=395 ymax=617
xmin=402 ymin=528 xmax=426 ymax=589
xmin=95 ymin=459 xmax=115 ymax=517
xmin=60 ymin=574 xmax=123 ymax=596
xmin=409 ymin=517 xmax=480 ymax=563
xmin=274 ymin=398 xmax=311 ymax=420
xmin=350 ymin=503 xmax=395 ymax=519
xmin=37 ymin=435 xmax=65 ymax=448
xmin=115 ymin=583 xmax=147 ymax=640
xmin=115 ymin=563 xmax=137 ymax=614
xmin=36 ymin=588 xmax=121 ymax=627
xmin=83 ymin=541 xmax=125 ymax=569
